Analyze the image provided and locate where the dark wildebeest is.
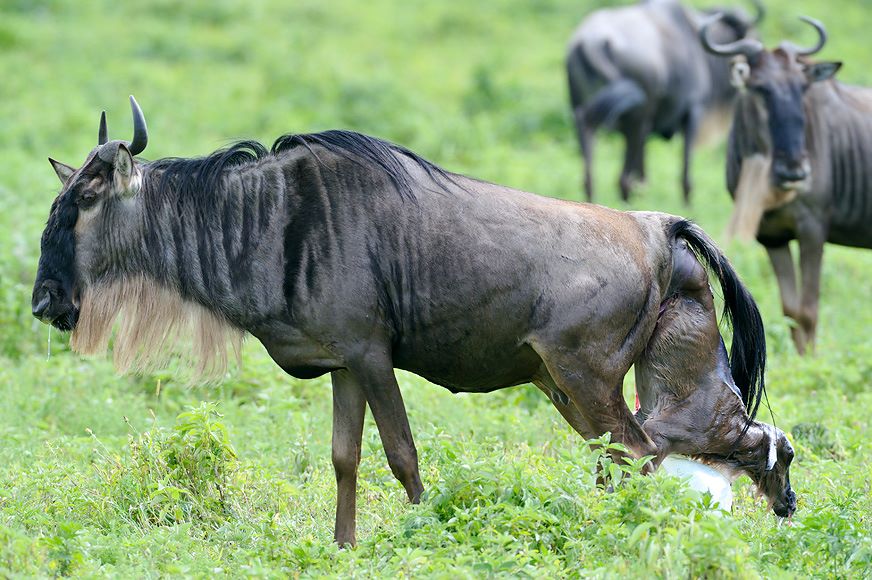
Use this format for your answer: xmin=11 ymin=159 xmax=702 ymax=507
xmin=32 ymin=98 xmax=795 ymax=545
xmin=566 ymin=0 xmax=764 ymax=203
xmin=702 ymin=15 xmax=872 ymax=354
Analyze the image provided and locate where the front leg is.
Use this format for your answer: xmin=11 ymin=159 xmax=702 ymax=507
xmin=797 ymin=233 xmax=826 ymax=354
xmin=765 ymin=244 xmax=805 ymax=353
xmin=331 ymin=369 xmax=367 ymax=546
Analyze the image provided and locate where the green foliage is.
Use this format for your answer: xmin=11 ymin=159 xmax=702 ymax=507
xmin=91 ymin=403 xmax=240 ymax=529
xmin=1 ymin=0 xmax=871 ymax=577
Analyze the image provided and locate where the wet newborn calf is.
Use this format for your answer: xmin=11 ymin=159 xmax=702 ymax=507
xmin=635 ymin=238 xmax=796 ymax=517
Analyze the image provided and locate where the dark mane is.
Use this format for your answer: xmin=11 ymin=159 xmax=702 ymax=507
xmin=142 ymin=129 xmax=459 ymax=202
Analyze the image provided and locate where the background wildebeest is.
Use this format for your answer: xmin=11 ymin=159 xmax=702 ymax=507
xmin=32 ymin=98 xmax=794 ymax=545
xmin=566 ymin=0 xmax=764 ymax=203
xmin=702 ymin=15 xmax=872 ymax=355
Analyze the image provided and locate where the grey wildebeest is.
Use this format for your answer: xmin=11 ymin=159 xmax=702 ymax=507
xmin=32 ymin=97 xmax=795 ymax=545
xmin=702 ymin=15 xmax=872 ymax=354
xmin=566 ymin=0 xmax=764 ymax=203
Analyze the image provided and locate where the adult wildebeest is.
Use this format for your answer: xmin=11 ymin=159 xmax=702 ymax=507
xmin=566 ymin=0 xmax=764 ymax=203
xmin=702 ymin=15 xmax=872 ymax=354
xmin=32 ymin=97 xmax=794 ymax=545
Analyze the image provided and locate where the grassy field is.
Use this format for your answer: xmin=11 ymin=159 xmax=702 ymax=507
xmin=1 ymin=0 xmax=870 ymax=577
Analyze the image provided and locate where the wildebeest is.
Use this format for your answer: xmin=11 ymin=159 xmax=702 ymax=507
xmin=566 ymin=0 xmax=763 ymax=203
xmin=702 ymin=15 xmax=872 ymax=354
xmin=32 ymin=98 xmax=794 ymax=545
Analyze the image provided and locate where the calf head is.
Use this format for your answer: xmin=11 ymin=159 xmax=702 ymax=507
xmin=715 ymin=423 xmax=796 ymax=517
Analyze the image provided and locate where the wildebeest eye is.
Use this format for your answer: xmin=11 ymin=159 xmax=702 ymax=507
xmin=77 ymin=189 xmax=98 ymax=206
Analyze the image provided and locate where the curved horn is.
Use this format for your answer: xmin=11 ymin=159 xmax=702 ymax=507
xmin=98 ymin=111 xmax=108 ymax=145
xmin=784 ymin=16 xmax=827 ymax=57
xmin=750 ymin=0 xmax=765 ymax=25
xmin=127 ymin=95 xmax=148 ymax=156
xmin=700 ymin=13 xmax=764 ymax=58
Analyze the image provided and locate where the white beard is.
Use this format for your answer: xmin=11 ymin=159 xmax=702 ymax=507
xmin=71 ymin=275 xmax=244 ymax=379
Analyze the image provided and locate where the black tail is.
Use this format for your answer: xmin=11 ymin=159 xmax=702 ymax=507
xmin=669 ymin=219 xmax=767 ymax=420
xmin=566 ymin=43 xmax=646 ymax=130
xmin=583 ymin=79 xmax=646 ymax=129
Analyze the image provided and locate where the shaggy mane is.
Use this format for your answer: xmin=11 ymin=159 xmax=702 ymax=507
xmin=144 ymin=129 xmax=459 ymax=205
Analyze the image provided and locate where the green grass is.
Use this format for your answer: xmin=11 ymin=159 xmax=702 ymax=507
xmin=1 ymin=0 xmax=871 ymax=577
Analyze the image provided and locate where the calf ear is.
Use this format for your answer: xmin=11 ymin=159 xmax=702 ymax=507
xmin=112 ymin=144 xmax=140 ymax=195
xmin=805 ymin=61 xmax=842 ymax=83
xmin=48 ymin=157 xmax=75 ymax=185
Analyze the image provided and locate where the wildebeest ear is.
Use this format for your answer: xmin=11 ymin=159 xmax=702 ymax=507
xmin=805 ymin=61 xmax=842 ymax=83
xmin=48 ymin=157 xmax=75 ymax=185
xmin=112 ymin=144 xmax=139 ymax=195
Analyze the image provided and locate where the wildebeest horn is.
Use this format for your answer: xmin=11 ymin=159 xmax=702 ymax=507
xmin=700 ymin=13 xmax=764 ymax=58
xmin=750 ymin=0 xmax=765 ymax=25
xmin=127 ymin=95 xmax=148 ymax=156
xmin=783 ymin=16 xmax=827 ymax=57
xmin=98 ymin=111 xmax=108 ymax=145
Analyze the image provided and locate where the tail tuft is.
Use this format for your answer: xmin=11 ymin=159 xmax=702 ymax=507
xmin=584 ymin=79 xmax=646 ymax=129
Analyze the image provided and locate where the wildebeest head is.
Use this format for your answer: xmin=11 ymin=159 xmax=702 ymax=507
xmin=32 ymin=96 xmax=148 ymax=332
xmin=702 ymin=16 xmax=841 ymax=193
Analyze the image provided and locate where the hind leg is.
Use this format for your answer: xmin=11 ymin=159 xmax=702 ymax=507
xmin=534 ymin=374 xmax=596 ymax=439
xmin=534 ymin=350 xmax=658 ymax=473
xmin=681 ymin=106 xmax=702 ymax=205
xmin=619 ymin=114 xmax=649 ymax=202
xmin=572 ymin=107 xmax=596 ymax=202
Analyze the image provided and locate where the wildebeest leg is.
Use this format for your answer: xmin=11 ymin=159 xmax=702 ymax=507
xmin=766 ymin=245 xmax=805 ymax=352
xmin=533 ymin=377 xmax=596 ymax=439
xmin=619 ymin=114 xmax=648 ymax=202
xmin=536 ymin=353 xmax=657 ymax=473
xmin=350 ymin=357 xmax=424 ymax=505
xmin=798 ymin=233 xmax=826 ymax=354
xmin=331 ymin=369 xmax=367 ymax=546
xmin=681 ymin=107 xmax=702 ymax=205
xmin=573 ymin=108 xmax=595 ymax=202
xmin=534 ymin=379 xmax=613 ymax=486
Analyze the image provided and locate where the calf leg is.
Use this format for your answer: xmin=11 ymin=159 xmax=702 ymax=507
xmin=766 ymin=245 xmax=805 ymax=352
xmin=331 ymin=370 xmax=367 ymax=546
